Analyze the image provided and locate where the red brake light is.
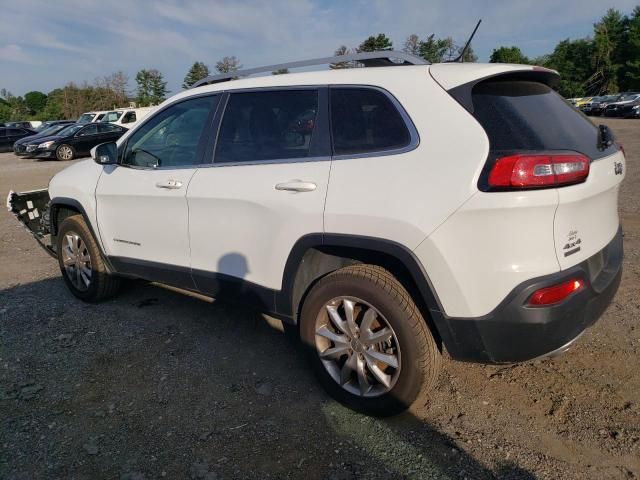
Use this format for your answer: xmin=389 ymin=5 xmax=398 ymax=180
xmin=488 ymin=153 xmax=590 ymax=189
xmin=528 ymin=278 xmax=585 ymax=306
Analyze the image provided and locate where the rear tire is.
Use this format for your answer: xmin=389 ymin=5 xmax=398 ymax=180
xmin=56 ymin=214 xmax=120 ymax=302
xmin=56 ymin=144 xmax=75 ymax=161
xmin=300 ymin=264 xmax=441 ymax=416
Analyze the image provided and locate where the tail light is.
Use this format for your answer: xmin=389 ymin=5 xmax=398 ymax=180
xmin=527 ymin=278 xmax=585 ymax=306
xmin=488 ymin=153 xmax=590 ymax=190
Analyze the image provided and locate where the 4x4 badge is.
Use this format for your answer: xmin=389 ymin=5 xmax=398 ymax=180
xmin=614 ymin=161 xmax=623 ymax=175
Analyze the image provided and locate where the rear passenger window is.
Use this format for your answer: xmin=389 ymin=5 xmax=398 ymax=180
xmin=215 ymin=90 xmax=318 ymax=163
xmin=330 ymin=88 xmax=411 ymax=155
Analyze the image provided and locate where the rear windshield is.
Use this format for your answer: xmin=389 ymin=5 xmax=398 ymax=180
xmin=471 ymin=80 xmax=617 ymax=160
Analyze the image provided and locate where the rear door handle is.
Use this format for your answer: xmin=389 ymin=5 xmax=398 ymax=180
xmin=275 ymin=180 xmax=317 ymax=193
xmin=155 ymin=179 xmax=183 ymax=189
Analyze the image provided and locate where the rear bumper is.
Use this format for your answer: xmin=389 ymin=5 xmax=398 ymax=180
xmin=442 ymin=226 xmax=623 ymax=363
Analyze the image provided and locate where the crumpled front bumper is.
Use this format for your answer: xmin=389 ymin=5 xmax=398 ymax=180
xmin=6 ymin=189 xmax=56 ymax=257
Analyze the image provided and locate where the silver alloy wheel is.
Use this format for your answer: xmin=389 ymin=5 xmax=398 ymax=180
xmin=315 ymin=296 xmax=401 ymax=397
xmin=61 ymin=232 xmax=92 ymax=291
xmin=57 ymin=145 xmax=73 ymax=160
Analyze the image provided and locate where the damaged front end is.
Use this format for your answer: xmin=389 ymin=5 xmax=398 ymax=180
xmin=6 ymin=189 xmax=57 ymax=258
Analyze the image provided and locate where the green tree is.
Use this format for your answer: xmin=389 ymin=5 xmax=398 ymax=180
xmin=215 ymin=56 xmax=242 ymax=74
xmin=490 ymin=46 xmax=530 ymax=64
xmin=136 ymin=69 xmax=167 ymax=106
xmin=626 ymin=6 xmax=640 ymax=89
xmin=135 ymin=70 xmax=152 ymax=107
xmin=593 ymin=8 xmax=627 ymax=93
xmin=149 ymin=70 xmax=168 ymax=105
xmin=457 ymin=43 xmax=478 ymax=63
xmin=418 ymin=34 xmax=452 ymax=63
xmin=182 ymin=61 xmax=210 ymax=89
xmin=24 ymin=91 xmax=47 ymax=114
xmin=544 ymin=38 xmax=595 ymax=97
xmin=358 ymin=33 xmax=393 ymax=52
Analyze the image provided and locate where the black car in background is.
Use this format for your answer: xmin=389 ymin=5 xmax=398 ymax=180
xmin=0 ymin=126 xmax=37 ymax=152
xmin=604 ymin=93 xmax=640 ymax=117
xmin=13 ymin=123 xmax=77 ymax=156
xmin=580 ymin=95 xmax=617 ymax=116
xmin=3 ymin=121 xmax=33 ymax=129
xmin=36 ymin=120 xmax=76 ymax=131
xmin=22 ymin=122 xmax=126 ymax=160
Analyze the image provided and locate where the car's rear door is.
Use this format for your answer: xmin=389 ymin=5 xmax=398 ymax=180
xmin=186 ymin=88 xmax=331 ymax=302
xmin=95 ymin=94 xmax=220 ymax=287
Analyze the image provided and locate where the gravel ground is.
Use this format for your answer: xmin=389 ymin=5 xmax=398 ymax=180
xmin=1 ymin=118 xmax=639 ymax=479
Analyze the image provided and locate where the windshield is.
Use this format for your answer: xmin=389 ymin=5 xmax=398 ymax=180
xmin=101 ymin=111 xmax=123 ymax=122
xmin=56 ymin=124 xmax=83 ymax=136
xmin=619 ymin=94 xmax=640 ymax=102
xmin=471 ymin=80 xmax=617 ymax=161
xmin=37 ymin=125 xmax=66 ymax=136
xmin=78 ymin=113 xmax=95 ymax=123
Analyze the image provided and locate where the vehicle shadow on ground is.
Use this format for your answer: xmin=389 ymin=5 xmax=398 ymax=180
xmin=0 ymin=277 xmax=536 ymax=479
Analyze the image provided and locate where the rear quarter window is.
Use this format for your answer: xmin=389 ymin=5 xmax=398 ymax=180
xmin=471 ymin=80 xmax=617 ymax=160
xmin=330 ymin=88 xmax=411 ymax=156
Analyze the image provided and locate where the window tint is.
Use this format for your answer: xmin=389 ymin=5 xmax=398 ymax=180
xmin=79 ymin=124 xmax=98 ymax=136
xmin=122 ymin=111 xmax=136 ymax=123
xmin=330 ymin=88 xmax=411 ymax=155
xmin=471 ymin=81 xmax=616 ymax=160
xmin=215 ymin=89 xmax=318 ymax=163
xmin=98 ymin=123 xmax=120 ymax=133
xmin=122 ymin=95 xmax=218 ymax=168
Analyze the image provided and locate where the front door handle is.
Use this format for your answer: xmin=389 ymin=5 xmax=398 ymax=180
xmin=275 ymin=180 xmax=317 ymax=193
xmin=155 ymin=179 xmax=183 ymax=189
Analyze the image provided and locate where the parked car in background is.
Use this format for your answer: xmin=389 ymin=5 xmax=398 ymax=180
xmin=77 ymin=111 xmax=109 ymax=124
xmin=575 ymin=97 xmax=593 ymax=107
xmin=4 ymin=121 xmax=34 ymax=129
xmin=36 ymin=120 xmax=76 ymax=131
xmin=13 ymin=124 xmax=78 ymax=156
xmin=581 ymin=95 xmax=618 ymax=116
xmin=100 ymin=107 xmax=155 ymax=129
xmin=604 ymin=93 xmax=640 ymax=117
xmin=21 ymin=122 xmax=126 ymax=160
xmin=615 ymin=98 xmax=640 ymax=118
xmin=0 ymin=126 xmax=37 ymax=152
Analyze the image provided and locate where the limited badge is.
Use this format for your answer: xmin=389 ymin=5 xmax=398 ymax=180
xmin=614 ymin=161 xmax=623 ymax=175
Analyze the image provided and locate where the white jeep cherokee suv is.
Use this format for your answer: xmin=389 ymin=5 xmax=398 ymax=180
xmin=8 ymin=52 xmax=625 ymax=415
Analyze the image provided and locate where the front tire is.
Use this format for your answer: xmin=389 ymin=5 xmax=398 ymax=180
xmin=56 ymin=215 xmax=120 ymax=302
xmin=300 ymin=265 xmax=441 ymax=416
xmin=56 ymin=144 xmax=75 ymax=161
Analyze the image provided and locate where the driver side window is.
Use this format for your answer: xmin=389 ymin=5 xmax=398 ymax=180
xmin=79 ymin=124 xmax=98 ymax=136
xmin=122 ymin=95 xmax=218 ymax=168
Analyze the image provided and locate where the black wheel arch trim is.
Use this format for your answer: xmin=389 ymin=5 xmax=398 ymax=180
xmin=277 ymin=233 xmax=455 ymax=348
xmin=49 ymin=196 xmax=115 ymax=273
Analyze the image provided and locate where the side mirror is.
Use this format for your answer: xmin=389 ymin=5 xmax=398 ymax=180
xmin=92 ymin=142 xmax=118 ymax=165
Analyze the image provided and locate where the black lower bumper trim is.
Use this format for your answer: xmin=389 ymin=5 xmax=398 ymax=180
xmin=443 ymin=226 xmax=623 ymax=363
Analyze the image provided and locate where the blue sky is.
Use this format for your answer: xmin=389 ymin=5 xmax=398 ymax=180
xmin=1 ymin=0 xmax=638 ymax=97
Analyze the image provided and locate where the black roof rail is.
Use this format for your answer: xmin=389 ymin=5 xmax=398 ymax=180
xmin=192 ymin=51 xmax=429 ymax=88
